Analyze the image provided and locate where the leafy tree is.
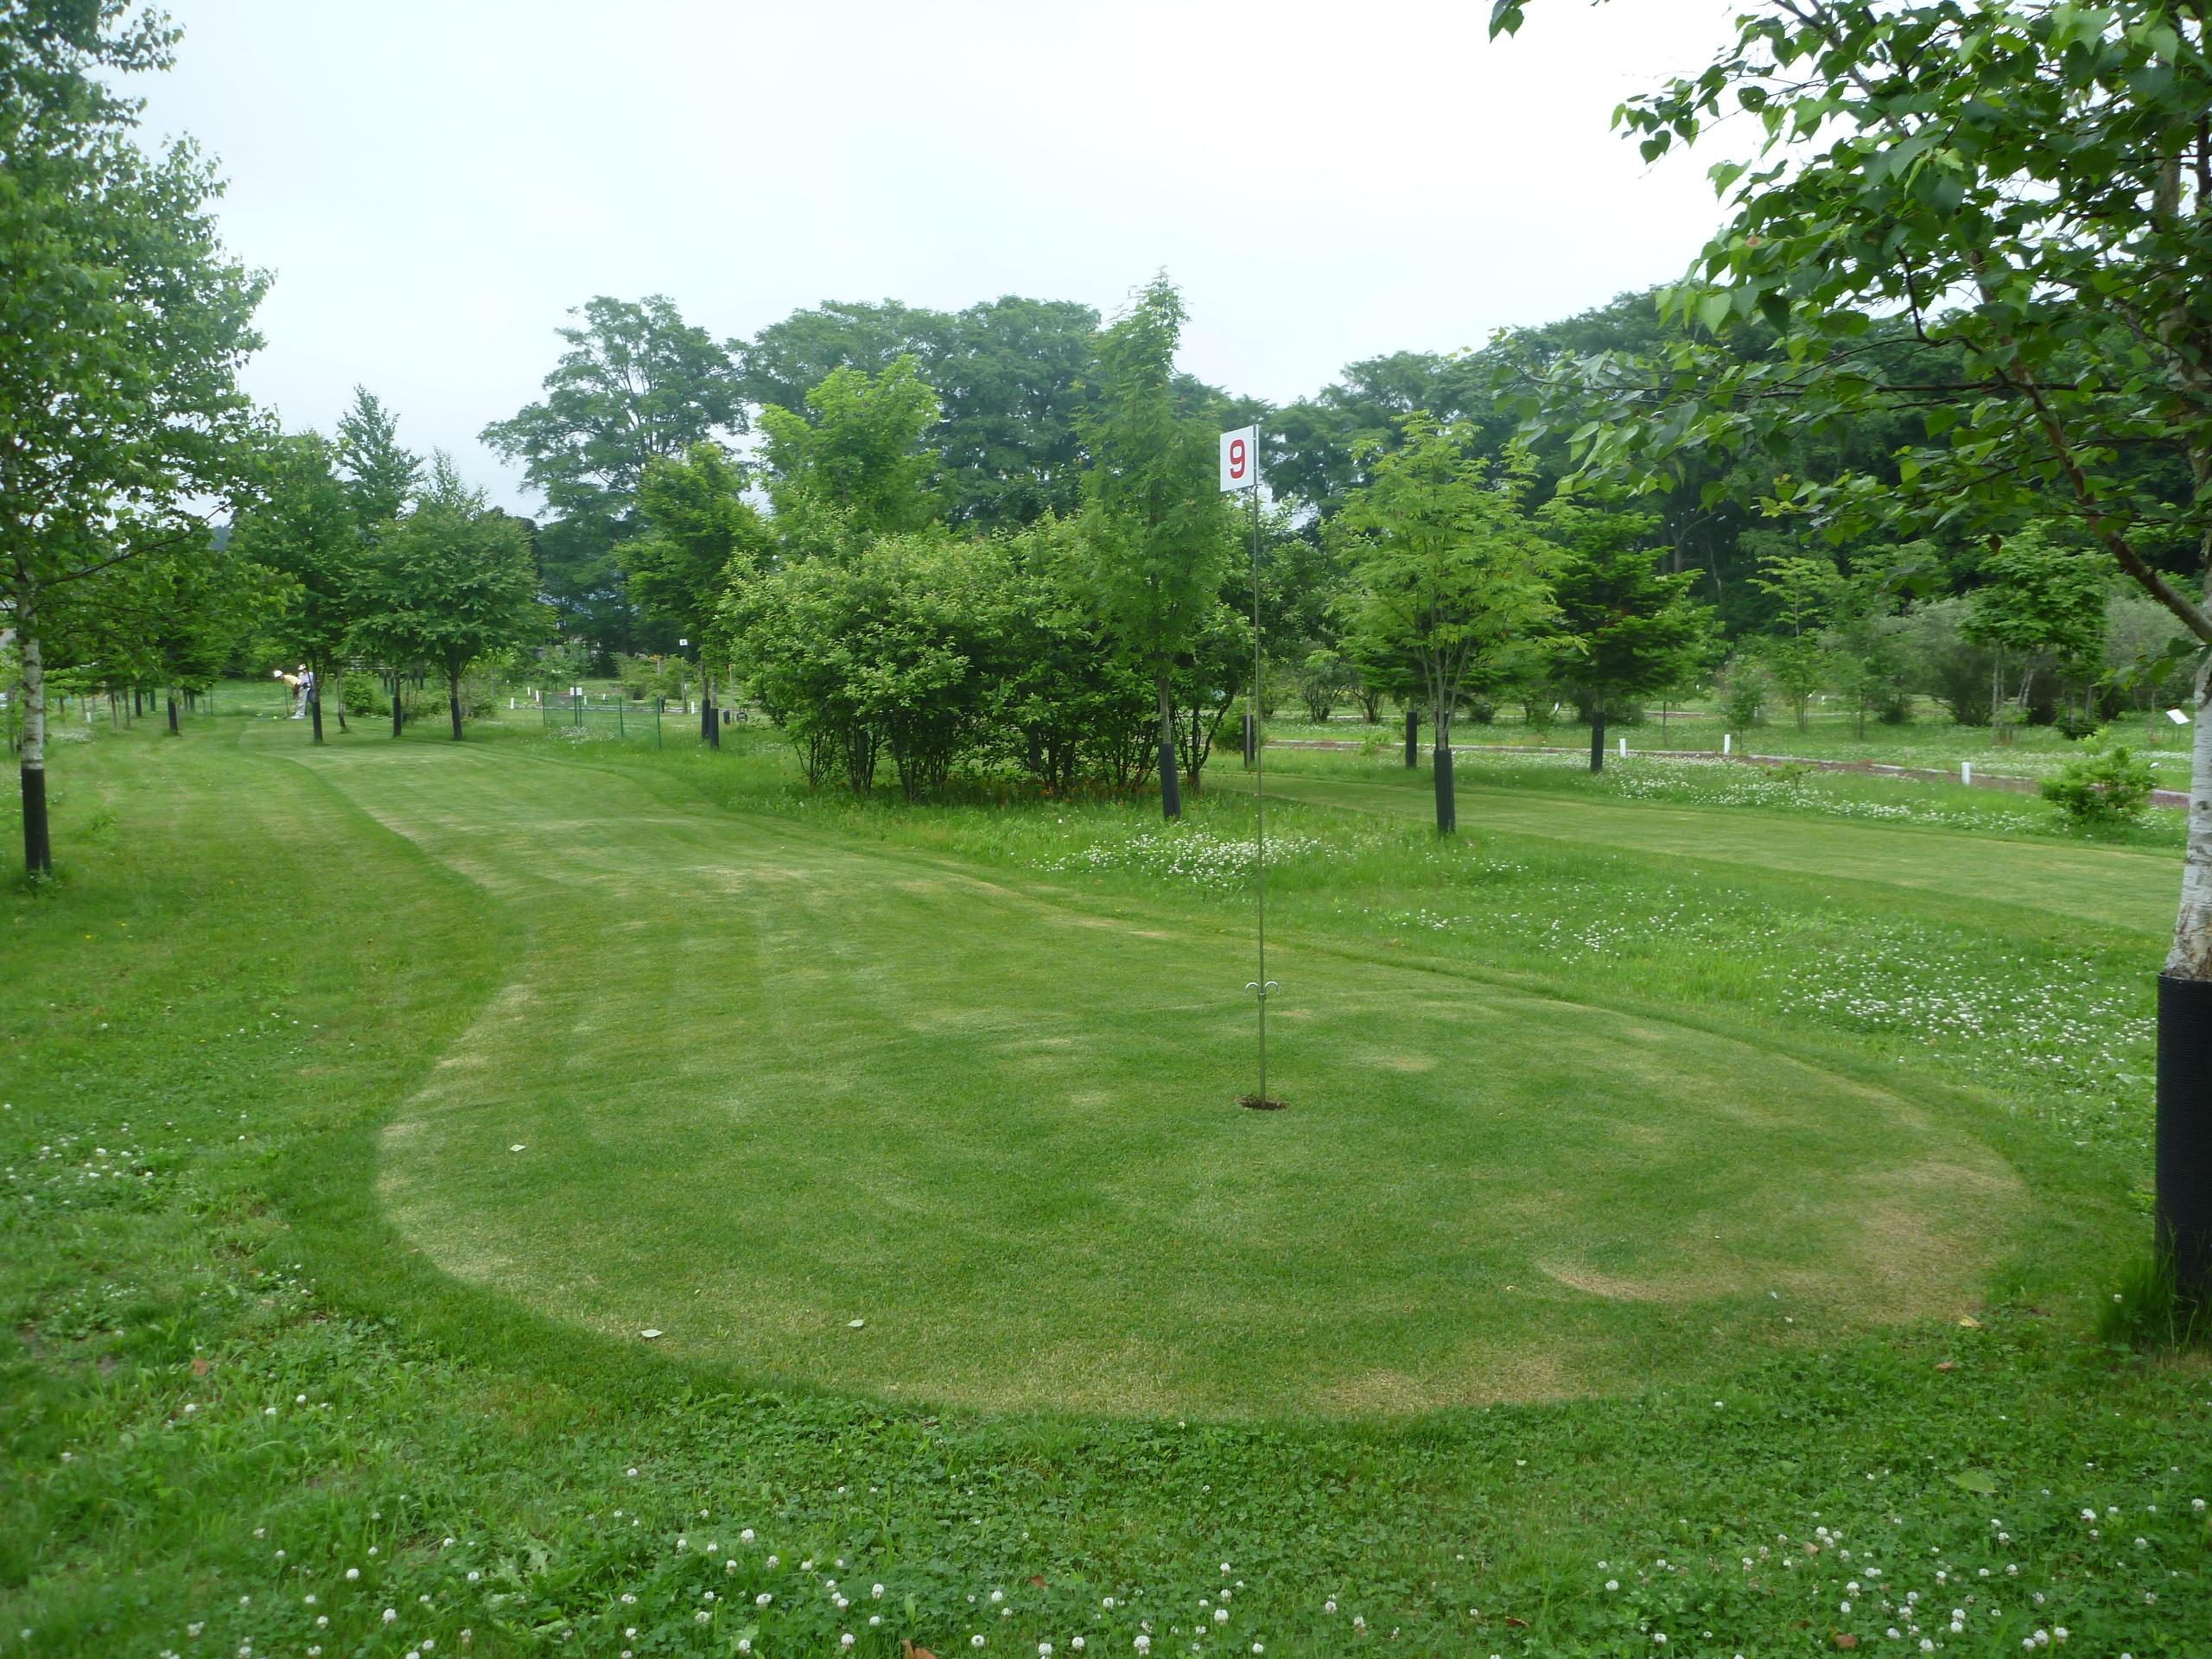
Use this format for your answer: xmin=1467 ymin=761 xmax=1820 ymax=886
xmin=741 ymin=296 xmax=1103 ymax=528
xmin=1538 ymin=497 xmax=1715 ymax=769
xmin=1 ymin=1 xmax=266 ymax=874
xmin=740 ymin=299 xmax=947 ymax=418
xmin=334 ymin=386 xmax=422 ymax=531
xmin=482 ymin=296 xmax=741 ymax=664
xmin=41 ymin=530 xmax=268 ymax=737
xmin=759 ymin=359 xmax=944 ymax=548
xmin=1827 ymin=547 xmax=1930 ymax=737
xmin=1490 ymin=0 xmax=2212 ymax=986
xmin=1904 ymin=598 xmax=1997 ymax=727
xmin=140 ymin=535 xmax=276 ymax=730
xmin=1332 ymin=418 xmax=1560 ymax=833
xmin=1077 ymin=276 xmax=1238 ymax=818
xmin=1750 ymin=552 xmax=1836 ymax=731
xmin=931 ymin=296 xmax=1102 ymax=527
xmin=1965 ymin=529 xmax=2108 ymax=742
xmin=482 ymin=295 xmax=743 ymax=522
xmin=629 ymin=442 xmax=767 ymax=741
xmin=2107 ymin=589 xmax=2196 ymax=744
xmin=352 ymin=458 xmax=549 ymax=740
xmin=534 ymin=514 xmax=633 ymax=670
xmin=229 ymin=434 xmax=362 ymax=742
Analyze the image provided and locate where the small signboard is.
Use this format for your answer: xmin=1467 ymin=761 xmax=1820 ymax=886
xmin=1219 ymin=424 xmax=1259 ymax=493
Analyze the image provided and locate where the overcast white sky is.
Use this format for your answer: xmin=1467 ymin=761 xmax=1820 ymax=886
xmin=128 ymin=0 xmax=1745 ymax=516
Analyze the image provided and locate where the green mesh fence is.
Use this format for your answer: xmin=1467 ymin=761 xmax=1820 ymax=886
xmin=537 ymin=697 xmax=667 ymax=747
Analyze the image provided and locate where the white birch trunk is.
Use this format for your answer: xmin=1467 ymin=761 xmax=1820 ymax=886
xmin=20 ymin=602 xmax=42 ymax=783
xmin=2166 ymin=677 xmax=2212 ymax=977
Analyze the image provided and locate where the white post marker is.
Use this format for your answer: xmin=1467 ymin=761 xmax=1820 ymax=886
xmin=1618 ymin=735 xmax=1628 ymax=760
xmin=1221 ymin=423 xmax=1275 ymax=1106
xmin=1961 ymin=760 xmax=1973 ymax=786
xmin=2169 ymin=707 xmax=2192 ymax=727
xmin=1723 ymin=733 xmax=1732 ymax=756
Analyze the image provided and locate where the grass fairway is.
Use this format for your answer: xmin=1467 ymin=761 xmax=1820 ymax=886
xmin=5 ymin=709 xmax=2209 ymax=1659
xmin=314 ymin=735 xmax=2019 ymax=1417
xmin=1246 ymin=747 xmax=2177 ymax=934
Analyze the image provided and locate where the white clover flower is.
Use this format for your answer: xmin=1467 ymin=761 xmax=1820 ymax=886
xmin=382 ymin=1611 xmax=397 ymax=1625
xmin=742 ymin=1528 xmax=756 ymax=1542
xmin=345 ymin=1569 xmax=359 ymax=1582
xmin=842 ymin=1637 xmax=855 ymax=1650
xmin=757 ymin=1594 xmax=772 ymax=1608
xmin=1213 ymin=1611 xmax=1228 ymax=1625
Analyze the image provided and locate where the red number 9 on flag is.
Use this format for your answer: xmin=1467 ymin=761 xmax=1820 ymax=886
xmin=1229 ymin=438 xmax=1246 ymax=479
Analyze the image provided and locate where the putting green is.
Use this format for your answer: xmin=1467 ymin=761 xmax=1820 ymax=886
xmin=297 ymin=738 xmax=2024 ymax=1419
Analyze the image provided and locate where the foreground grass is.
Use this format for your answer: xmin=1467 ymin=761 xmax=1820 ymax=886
xmin=2 ymin=713 xmax=2209 ymax=1657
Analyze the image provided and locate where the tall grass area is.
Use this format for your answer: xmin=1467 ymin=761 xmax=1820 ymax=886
xmin=2 ymin=704 xmax=2207 ymax=1657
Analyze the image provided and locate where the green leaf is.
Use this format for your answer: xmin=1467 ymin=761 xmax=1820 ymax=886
xmin=1697 ymin=291 xmax=1733 ymax=334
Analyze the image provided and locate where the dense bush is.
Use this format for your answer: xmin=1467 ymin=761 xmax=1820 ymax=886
xmin=725 ymin=523 xmax=1177 ymax=799
xmin=2042 ymin=744 xmax=2155 ymax=829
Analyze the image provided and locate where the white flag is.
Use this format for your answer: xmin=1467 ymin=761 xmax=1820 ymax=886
xmin=1219 ymin=424 xmax=1259 ymax=493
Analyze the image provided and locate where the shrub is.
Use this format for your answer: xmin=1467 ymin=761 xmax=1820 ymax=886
xmin=2041 ymin=744 xmax=2155 ymax=829
xmin=1721 ymin=663 xmax=1766 ymax=731
xmin=2054 ymin=707 xmax=2101 ymax=741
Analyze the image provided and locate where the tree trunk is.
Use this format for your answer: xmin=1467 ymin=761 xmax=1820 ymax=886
xmin=17 ymin=581 xmax=51 ymax=876
xmin=2160 ymin=687 xmax=2212 ymax=1301
xmin=705 ymin=677 xmax=721 ymax=750
xmin=332 ymin=664 xmax=347 ymax=734
xmin=167 ymin=691 xmax=179 ymax=735
xmin=1156 ymin=673 xmax=1180 ymax=820
xmin=448 ymin=671 xmax=463 ymax=741
xmin=391 ymin=681 xmax=404 ymax=738
xmin=1405 ymin=706 xmax=1419 ymax=768
xmin=1433 ymin=705 xmax=1455 ymax=835
xmin=309 ymin=687 xmax=324 ymax=744
xmin=1589 ymin=706 xmax=1606 ymax=774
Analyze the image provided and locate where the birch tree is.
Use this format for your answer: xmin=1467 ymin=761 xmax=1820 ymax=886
xmin=2 ymin=2 xmax=265 ymax=874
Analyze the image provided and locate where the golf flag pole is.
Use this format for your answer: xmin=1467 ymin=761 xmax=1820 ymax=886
xmin=1221 ymin=423 xmax=1275 ymax=1104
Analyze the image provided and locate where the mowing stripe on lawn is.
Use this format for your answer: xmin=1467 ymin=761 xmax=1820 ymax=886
xmin=278 ymin=732 xmax=2029 ymax=1420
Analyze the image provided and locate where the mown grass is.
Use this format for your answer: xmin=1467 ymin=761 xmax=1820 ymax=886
xmin=1268 ymin=703 xmax=2197 ymax=783
xmin=2 ymin=702 xmax=2209 ymax=1658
